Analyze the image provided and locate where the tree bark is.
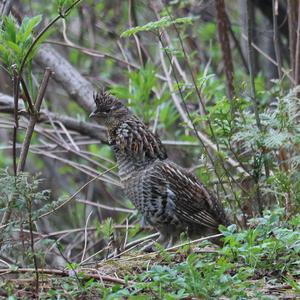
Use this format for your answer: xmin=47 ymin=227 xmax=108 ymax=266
xmin=215 ymin=0 xmax=235 ymax=101
xmin=35 ymin=45 xmax=95 ymax=111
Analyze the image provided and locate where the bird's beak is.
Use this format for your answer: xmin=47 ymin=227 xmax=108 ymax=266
xmin=89 ymin=111 xmax=96 ymax=118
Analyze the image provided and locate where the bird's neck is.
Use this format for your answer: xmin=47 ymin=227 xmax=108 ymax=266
xmin=107 ymin=118 xmax=167 ymax=181
xmin=113 ymin=146 xmax=153 ymax=181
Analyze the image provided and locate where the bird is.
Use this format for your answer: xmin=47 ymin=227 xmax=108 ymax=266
xmin=89 ymin=91 xmax=230 ymax=248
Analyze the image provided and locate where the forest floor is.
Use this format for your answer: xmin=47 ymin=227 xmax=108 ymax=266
xmin=1 ymin=210 xmax=300 ymax=299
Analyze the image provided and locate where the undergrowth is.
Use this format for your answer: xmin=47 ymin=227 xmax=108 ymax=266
xmin=1 ymin=208 xmax=299 ymax=299
xmin=101 ymin=209 xmax=300 ymax=299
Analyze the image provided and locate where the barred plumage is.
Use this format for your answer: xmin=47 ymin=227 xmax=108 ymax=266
xmin=90 ymin=91 xmax=229 ymax=247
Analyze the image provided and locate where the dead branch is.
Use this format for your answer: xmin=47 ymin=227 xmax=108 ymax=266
xmin=0 ymin=92 xmax=107 ymax=142
xmin=35 ymin=45 xmax=95 ymax=111
xmin=0 ymin=268 xmax=130 ymax=285
xmin=17 ymin=68 xmax=52 ymax=172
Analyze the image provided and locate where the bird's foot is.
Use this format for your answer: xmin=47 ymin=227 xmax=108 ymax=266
xmin=140 ymin=240 xmax=156 ymax=253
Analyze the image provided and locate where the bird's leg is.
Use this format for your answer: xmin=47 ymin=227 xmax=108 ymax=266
xmin=156 ymin=231 xmax=168 ymax=245
xmin=140 ymin=215 xmax=148 ymax=229
xmin=140 ymin=240 xmax=156 ymax=253
xmin=140 ymin=231 xmax=168 ymax=252
xmin=166 ymin=235 xmax=175 ymax=249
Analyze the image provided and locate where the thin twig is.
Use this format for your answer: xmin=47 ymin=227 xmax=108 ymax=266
xmin=241 ymin=33 xmax=294 ymax=83
xmin=27 ymin=195 xmax=39 ymax=295
xmin=128 ymin=0 xmax=145 ymax=67
xmin=76 ymin=199 xmax=134 ymax=214
xmin=123 ymin=218 xmax=129 ymax=249
xmin=226 ymin=14 xmax=249 ymax=74
xmin=0 ymin=259 xmax=11 ymax=268
xmin=12 ymin=66 xmax=19 ymax=176
xmin=38 ymin=165 xmax=118 ymax=219
xmin=295 ymin=3 xmax=300 ymax=85
xmin=14 ymin=225 xmax=142 ymax=239
xmin=31 ymin=146 xmax=120 ymax=186
xmin=104 ymin=233 xmax=160 ymax=261
xmin=81 ymin=211 xmax=93 ymax=263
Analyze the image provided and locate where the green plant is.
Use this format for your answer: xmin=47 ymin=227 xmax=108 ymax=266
xmin=0 ymin=15 xmax=42 ymax=72
xmin=110 ymin=64 xmax=175 ymax=127
xmin=120 ymin=16 xmax=195 ymax=37
xmin=98 ymin=209 xmax=300 ymax=299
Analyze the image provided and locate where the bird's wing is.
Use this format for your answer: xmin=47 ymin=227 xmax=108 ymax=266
xmin=148 ymin=161 xmax=225 ymax=229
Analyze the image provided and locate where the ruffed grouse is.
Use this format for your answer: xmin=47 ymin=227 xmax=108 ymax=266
xmin=90 ymin=91 xmax=229 ymax=247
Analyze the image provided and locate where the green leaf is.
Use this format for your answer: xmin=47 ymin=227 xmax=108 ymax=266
xmin=3 ymin=16 xmax=17 ymax=43
xmin=26 ymin=28 xmax=54 ymax=63
xmin=6 ymin=41 xmax=21 ymax=56
xmin=121 ymin=16 xmax=195 ymax=37
xmin=99 ymin=217 xmax=114 ymax=239
xmin=0 ymin=44 xmax=9 ymax=64
xmin=17 ymin=15 xmax=42 ymax=43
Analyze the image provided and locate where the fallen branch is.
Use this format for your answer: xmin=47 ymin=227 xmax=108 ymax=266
xmin=0 ymin=268 xmax=129 ymax=285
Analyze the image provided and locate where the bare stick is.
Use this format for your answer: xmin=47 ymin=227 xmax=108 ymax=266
xmin=12 ymin=66 xmax=19 ymax=176
xmin=0 ymin=268 xmax=129 ymax=285
xmin=81 ymin=211 xmax=93 ymax=263
xmin=246 ymin=0 xmax=261 ymax=129
xmin=77 ymin=199 xmax=134 ymax=214
xmin=27 ymin=196 xmax=39 ymax=295
xmin=17 ymin=68 xmax=52 ymax=173
xmin=272 ymin=0 xmax=282 ymax=79
xmin=47 ymin=40 xmax=139 ymax=69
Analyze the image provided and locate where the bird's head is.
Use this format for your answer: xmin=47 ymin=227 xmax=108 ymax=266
xmin=89 ymin=91 xmax=131 ymax=127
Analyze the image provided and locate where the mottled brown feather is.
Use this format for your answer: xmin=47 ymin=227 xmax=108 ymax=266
xmin=91 ymin=91 xmax=229 ymax=247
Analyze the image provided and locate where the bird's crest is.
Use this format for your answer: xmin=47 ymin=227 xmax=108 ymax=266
xmin=93 ymin=90 xmax=123 ymax=111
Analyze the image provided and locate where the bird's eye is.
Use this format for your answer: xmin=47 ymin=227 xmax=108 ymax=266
xmin=103 ymin=108 xmax=111 ymax=114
